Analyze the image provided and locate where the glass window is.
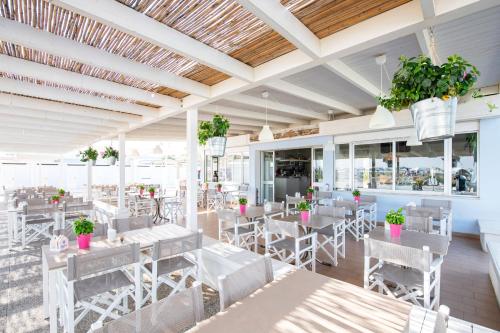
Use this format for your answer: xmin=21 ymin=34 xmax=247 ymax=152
xmin=218 ymin=157 xmax=226 ymax=182
xmin=334 ymin=144 xmax=350 ymax=190
xmin=313 ymin=148 xmax=324 ymax=183
xmin=205 ymin=155 xmax=212 ymax=182
xmin=226 ymin=155 xmax=234 ymax=182
xmin=354 ymin=143 xmax=393 ymax=190
xmin=395 ymin=141 xmax=444 ymax=192
xmin=452 ymin=133 xmax=478 ymax=195
xmin=242 ymin=154 xmax=249 ymax=184
xmin=233 ymin=155 xmax=242 ymax=184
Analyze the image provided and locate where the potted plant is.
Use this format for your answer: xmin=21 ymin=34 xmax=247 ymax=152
xmin=148 ymin=186 xmax=155 ymax=199
xmin=386 ymin=208 xmax=405 ymax=238
xmin=138 ymin=184 xmax=145 ymax=196
xmin=238 ymin=197 xmax=248 ymax=215
xmin=73 ymin=217 xmax=94 ymax=249
xmin=412 ymin=178 xmax=425 ymax=191
xmin=379 ymin=55 xmax=479 ymax=141
xmin=51 ymin=195 xmax=60 ymax=204
xmin=297 ymin=201 xmax=311 ymax=222
xmin=102 ymin=146 xmax=119 ymax=165
xmin=352 ymin=189 xmax=361 ymax=203
xmin=198 ymin=114 xmax=230 ymax=157
xmin=58 ymin=188 xmax=65 ymax=197
xmin=216 ymin=183 xmax=222 ymax=192
xmin=79 ymin=146 xmax=98 ymax=165
xmin=306 ymin=187 xmax=315 ymax=200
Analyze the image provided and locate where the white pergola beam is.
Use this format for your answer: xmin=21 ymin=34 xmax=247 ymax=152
xmin=197 ymin=112 xmax=286 ymax=128
xmin=0 ymin=143 xmax=79 ymax=153
xmin=0 ymin=17 xmax=210 ymax=97
xmin=224 ymin=94 xmax=329 ymax=120
xmin=0 ymin=136 xmax=88 ymax=147
xmin=148 ymin=121 xmax=258 ymax=132
xmin=0 ymin=128 xmax=95 ymax=140
xmin=323 ymin=60 xmax=382 ymax=98
xmin=0 ymin=92 xmax=140 ymax=123
xmin=235 ymin=0 xmax=320 ymax=59
xmin=52 ymin=0 xmax=254 ymax=82
xmin=415 ymin=28 xmax=440 ymax=64
xmin=420 ymin=0 xmax=436 ymax=18
xmin=0 ymin=55 xmax=180 ymax=109
xmin=267 ymin=80 xmax=362 ymax=115
xmin=1 ymin=120 xmax=110 ymax=136
xmin=200 ymin=104 xmax=307 ymax=124
xmin=0 ymin=77 xmax=159 ymax=118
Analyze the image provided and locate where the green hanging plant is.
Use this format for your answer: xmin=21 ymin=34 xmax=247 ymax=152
xmin=79 ymin=146 xmax=98 ymax=162
xmin=101 ymin=146 xmax=119 ymax=159
xmin=198 ymin=114 xmax=230 ymax=145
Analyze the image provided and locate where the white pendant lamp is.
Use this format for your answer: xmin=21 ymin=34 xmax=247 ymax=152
xmin=130 ymin=149 xmax=140 ymax=158
xmin=153 ymin=144 xmax=163 ymax=155
xmin=369 ymin=54 xmax=395 ymax=129
xmin=406 ymin=134 xmax=423 ymax=146
xmin=258 ymin=91 xmax=274 ymax=142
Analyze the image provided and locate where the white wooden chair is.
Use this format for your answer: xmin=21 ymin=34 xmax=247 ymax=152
xmin=145 ymin=230 xmax=202 ymax=303
xmin=217 ymin=209 xmax=259 ymax=252
xmin=285 ymin=195 xmax=303 ymax=215
xmin=255 ymin=201 xmax=285 ymax=239
xmin=264 ymin=216 xmax=316 ymax=271
xmin=207 ymin=189 xmax=224 ymax=210
xmin=111 ymin=216 xmax=153 ymax=233
xmin=315 ymin=206 xmax=346 ymax=266
xmin=19 ymin=205 xmax=57 ymax=248
xmin=218 ymin=255 xmax=274 ymax=311
xmin=433 ymin=305 xmax=450 ymax=333
xmin=360 ymin=195 xmax=378 ymax=230
xmin=422 ymin=199 xmax=453 ymax=241
xmin=61 ymin=243 xmax=141 ymax=333
xmin=363 ymin=234 xmax=443 ymax=310
xmin=335 ymin=201 xmax=365 ymax=241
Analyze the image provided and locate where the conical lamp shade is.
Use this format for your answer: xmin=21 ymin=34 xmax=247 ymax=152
xmin=153 ymin=145 xmax=163 ymax=155
xmin=258 ymin=125 xmax=274 ymax=142
xmin=369 ymin=105 xmax=396 ymax=129
xmin=406 ymin=134 xmax=423 ymax=146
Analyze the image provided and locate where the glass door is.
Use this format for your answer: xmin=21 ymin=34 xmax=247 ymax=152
xmin=312 ymin=147 xmax=324 ymax=189
xmin=261 ymin=151 xmax=275 ymax=203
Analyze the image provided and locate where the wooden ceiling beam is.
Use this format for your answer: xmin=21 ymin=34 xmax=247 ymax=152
xmin=267 ymin=80 xmax=362 ymax=115
xmin=224 ymin=94 xmax=329 ymax=120
xmin=52 ymin=0 xmax=254 ymax=82
xmin=0 ymin=17 xmax=210 ymax=97
xmin=235 ymin=0 xmax=320 ymax=59
xmin=0 ymin=54 xmax=180 ymax=109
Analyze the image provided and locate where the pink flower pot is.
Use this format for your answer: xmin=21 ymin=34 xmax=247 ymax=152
xmin=300 ymin=211 xmax=310 ymax=222
xmin=307 ymin=192 xmax=313 ymax=200
xmin=52 ymin=200 xmax=59 ymax=205
xmin=239 ymin=205 xmax=247 ymax=215
xmin=139 ymin=189 xmax=144 ymax=195
xmin=217 ymin=187 xmax=222 ymax=193
xmin=149 ymin=192 xmax=155 ymax=199
xmin=389 ymin=224 xmax=402 ymax=238
xmin=354 ymin=196 xmax=360 ymax=204
xmin=77 ymin=234 xmax=92 ymax=249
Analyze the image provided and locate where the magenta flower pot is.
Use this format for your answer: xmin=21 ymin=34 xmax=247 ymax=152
xmin=140 ymin=189 xmax=144 ymax=195
xmin=354 ymin=196 xmax=360 ymax=203
xmin=300 ymin=211 xmax=310 ymax=222
xmin=307 ymin=192 xmax=313 ymax=200
xmin=149 ymin=192 xmax=155 ymax=199
xmin=389 ymin=224 xmax=402 ymax=238
xmin=239 ymin=205 xmax=247 ymax=215
xmin=77 ymin=234 xmax=92 ymax=249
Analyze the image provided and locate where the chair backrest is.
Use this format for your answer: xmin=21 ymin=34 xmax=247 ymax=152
xmin=316 ymin=206 xmax=345 ymax=219
xmin=93 ymin=282 xmax=204 ymax=333
xmin=316 ymin=191 xmax=333 ymax=199
xmin=361 ymin=195 xmax=377 ymax=203
xmin=268 ymin=201 xmax=285 ymax=211
xmin=152 ymin=230 xmax=203 ymax=261
xmin=26 ymin=198 xmax=48 ymax=206
xmin=405 ymin=215 xmax=434 ymax=233
xmin=216 ymin=209 xmax=238 ymax=229
xmin=406 ymin=206 xmax=442 ymax=221
xmin=264 ymin=216 xmax=299 ymax=238
xmin=67 ymin=243 xmax=140 ymax=281
xmin=421 ymin=199 xmax=452 ymax=210
xmin=64 ymin=201 xmax=93 ymax=212
xmin=433 ymin=305 xmax=450 ymax=333
xmin=218 ymin=256 xmax=274 ymax=311
xmin=238 ymin=184 xmax=249 ymax=192
xmin=285 ymin=195 xmax=303 ymax=205
xmin=334 ymin=200 xmax=357 ymax=215
xmin=111 ymin=216 xmax=153 ymax=233
xmin=364 ymin=236 xmax=431 ymax=272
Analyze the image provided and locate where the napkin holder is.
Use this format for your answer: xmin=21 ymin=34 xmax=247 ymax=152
xmin=50 ymin=235 xmax=69 ymax=252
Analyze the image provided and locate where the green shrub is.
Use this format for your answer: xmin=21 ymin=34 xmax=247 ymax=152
xmin=73 ymin=218 xmax=94 ymax=236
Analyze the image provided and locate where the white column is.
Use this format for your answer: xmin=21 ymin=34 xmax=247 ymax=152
xmin=118 ymin=133 xmax=126 ymax=211
xmin=87 ymin=161 xmax=92 ymax=202
xmin=186 ymin=108 xmax=198 ymax=231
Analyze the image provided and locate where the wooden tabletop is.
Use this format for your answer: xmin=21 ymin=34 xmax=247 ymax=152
xmin=42 ymin=224 xmax=191 ymax=271
xmin=368 ymin=227 xmax=449 ymax=256
xmin=275 ymin=213 xmax=343 ymax=229
xmin=236 ymin=206 xmax=283 ymax=219
xmin=190 ymin=269 xmax=412 ymax=333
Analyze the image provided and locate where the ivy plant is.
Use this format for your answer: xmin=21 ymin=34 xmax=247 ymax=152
xmin=102 ymin=146 xmax=119 ymax=159
xmin=238 ymin=198 xmax=247 ymax=205
xmin=297 ymin=201 xmax=311 ymax=212
xmin=79 ymin=146 xmax=98 ymax=162
xmin=73 ymin=217 xmax=94 ymax=236
xmin=385 ymin=208 xmax=405 ymax=225
xmin=58 ymin=188 xmax=65 ymax=196
xmin=352 ymin=189 xmax=361 ymax=197
xmin=198 ymin=114 xmax=230 ymax=145
xmin=148 ymin=187 xmax=155 ymax=193
xmin=379 ymin=55 xmax=479 ymax=111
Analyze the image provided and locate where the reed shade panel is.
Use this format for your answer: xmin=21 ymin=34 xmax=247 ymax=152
xmin=0 ymin=0 xmax=229 ymax=98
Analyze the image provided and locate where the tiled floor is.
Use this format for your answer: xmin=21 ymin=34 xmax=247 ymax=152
xmin=1 ymin=206 xmax=499 ymax=332
xmin=197 ymin=210 xmax=500 ymax=330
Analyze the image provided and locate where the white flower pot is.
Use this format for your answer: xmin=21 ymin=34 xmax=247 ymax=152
xmin=410 ymin=97 xmax=457 ymax=142
xmin=107 ymin=157 xmax=117 ymax=165
xmin=208 ymin=137 xmax=227 ymax=157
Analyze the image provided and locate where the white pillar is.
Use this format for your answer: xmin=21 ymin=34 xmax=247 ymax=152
xmin=118 ymin=133 xmax=126 ymax=211
xmin=87 ymin=161 xmax=92 ymax=202
xmin=186 ymin=108 xmax=198 ymax=231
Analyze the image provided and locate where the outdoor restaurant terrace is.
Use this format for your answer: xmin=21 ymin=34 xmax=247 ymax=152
xmin=0 ymin=0 xmax=500 ymax=332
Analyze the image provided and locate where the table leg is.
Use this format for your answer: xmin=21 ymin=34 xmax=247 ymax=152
xmin=42 ymin=252 xmax=49 ymax=318
xmin=49 ymin=270 xmax=58 ymax=333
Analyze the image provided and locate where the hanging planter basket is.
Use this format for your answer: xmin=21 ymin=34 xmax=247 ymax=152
xmin=208 ymin=137 xmax=227 ymax=157
xmin=410 ymin=97 xmax=457 ymax=142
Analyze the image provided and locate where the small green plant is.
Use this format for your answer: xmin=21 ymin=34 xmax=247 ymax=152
xmin=352 ymin=189 xmax=360 ymax=197
xmin=297 ymin=201 xmax=311 ymax=212
xmin=102 ymin=146 xmax=119 ymax=159
xmin=386 ymin=208 xmax=405 ymax=225
xmin=58 ymin=188 xmax=65 ymax=196
xmin=379 ymin=55 xmax=479 ymax=111
xmin=138 ymin=184 xmax=145 ymax=190
xmin=79 ymin=146 xmax=98 ymax=162
xmin=306 ymin=187 xmax=315 ymax=194
xmin=73 ymin=217 xmax=94 ymax=236
xmin=238 ymin=198 xmax=247 ymax=205
xmin=148 ymin=187 xmax=155 ymax=193
xmin=51 ymin=195 xmax=60 ymax=202
xmin=198 ymin=114 xmax=230 ymax=145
